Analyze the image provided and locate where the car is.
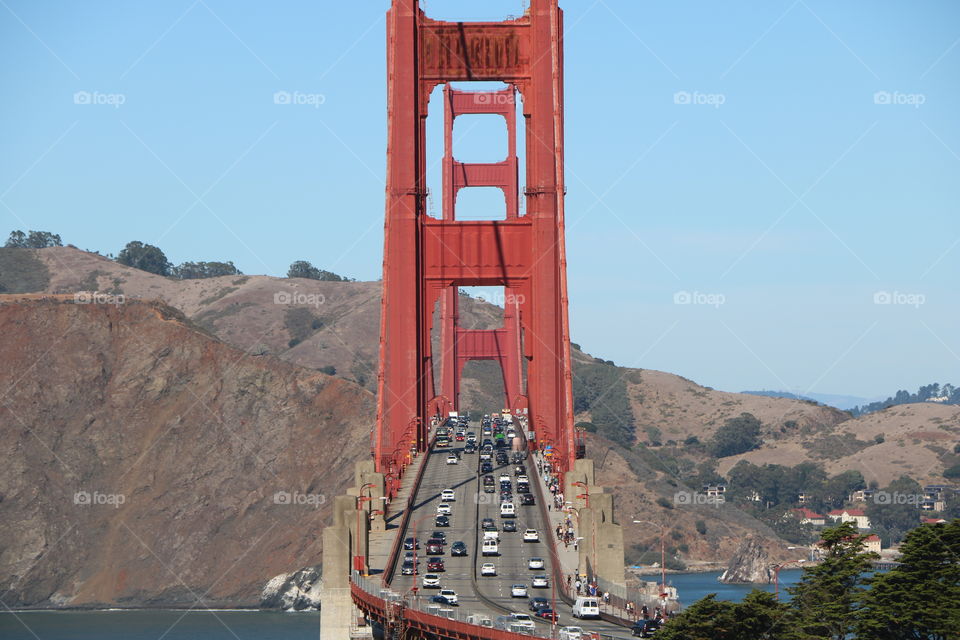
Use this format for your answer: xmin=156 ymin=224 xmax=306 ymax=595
xmin=515 ymin=465 xmax=526 ymax=476
xmin=446 ymin=454 xmax=459 ymax=465
xmin=532 ymin=575 xmax=549 ymax=588
xmin=516 ymin=475 xmax=529 ymax=483
xmin=482 ymin=540 xmax=499 ymax=556
xmin=502 ymin=520 xmax=517 ymax=532
xmin=436 ymin=502 xmax=451 ymax=515
xmin=466 ymin=433 xmax=477 ymax=443
xmin=506 ymin=613 xmax=536 ymax=631
xmin=517 ymin=483 xmax=530 ymax=494
xmin=523 ymin=529 xmax=539 ymax=542
xmin=400 ymin=561 xmax=415 ymax=575
xmin=559 ymin=628 xmax=585 ymax=640
xmin=483 ymin=474 xmax=495 ymax=484
xmin=430 ymin=531 xmax=447 ymax=544
xmin=496 ymin=453 xmax=509 ymax=464
xmin=520 ymin=493 xmax=535 ymax=505
xmin=426 ymin=542 xmax=444 ymax=555
xmin=440 ymin=489 xmax=456 ymax=501
xmin=500 ymin=502 xmax=516 ymax=518
xmin=403 ymin=551 xmax=419 ymax=563
xmin=427 ymin=558 xmax=445 ymax=572
xmin=431 ymin=594 xmax=455 ymax=605
xmin=455 ymin=433 xmax=465 ymax=441
xmin=499 ymin=474 xmax=511 ymax=483
xmin=438 ymin=589 xmax=458 ymax=605
xmin=500 ymin=491 xmax=512 ymax=502
xmin=480 ymin=563 xmax=497 ymax=576
xmin=450 ymin=541 xmax=467 ymax=556
xmin=483 ymin=529 xmax=500 ymax=542
xmin=481 ymin=518 xmax=496 ymax=531
xmin=435 ymin=515 xmax=450 ymax=527
xmin=480 ymin=462 xmax=493 ymax=473
xmin=631 ymin=619 xmax=662 ymax=638
xmin=511 ymin=584 xmax=528 ymax=597
xmin=464 ymin=443 xmax=476 ymax=454
xmin=528 ymin=597 xmax=549 ymax=611
xmin=422 ymin=573 xmax=440 ymax=588
xmin=528 ymin=557 xmax=544 ymax=570
xmin=535 ymin=608 xmax=559 ymax=622
xmin=484 ymin=484 xmax=496 ymax=494
xmin=404 ymin=537 xmax=419 ymax=550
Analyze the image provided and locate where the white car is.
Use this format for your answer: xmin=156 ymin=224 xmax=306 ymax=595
xmin=436 ymin=502 xmax=452 ymax=515
xmin=511 ymin=584 xmax=528 ymax=597
xmin=422 ymin=573 xmax=440 ymax=588
xmin=558 ymin=627 xmax=585 ymax=640
xmin=532 ymin=575 xmax=549 ymax=588
xmin=523 ymin=529 xmax=540 ymax=542
xmin=480 ymin=563 xmax=497 ymax=576
xmin=440 ymin=489 xmax=456 ymax=501
xmin=446 ymin=454 xmax=459 ymax=465
xmin=499 ymin=474 xmax=511 ymax=483
xmin=528 ymin=557 xmax=544 ymax=570
xmin=508 ymin=613 xmax=535 ymax=630
xmin=439 ymin=589 xmax=458 ymax=605
xmin=516 ymin=475 xmax=529 ymax=484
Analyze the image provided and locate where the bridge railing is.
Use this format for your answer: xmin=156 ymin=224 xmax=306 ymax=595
xmin=351 ymin=571 xmax=559 ymax=639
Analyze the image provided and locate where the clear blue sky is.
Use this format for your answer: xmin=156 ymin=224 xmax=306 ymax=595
xmin=1 ymin=1 xmax=957 ymax=399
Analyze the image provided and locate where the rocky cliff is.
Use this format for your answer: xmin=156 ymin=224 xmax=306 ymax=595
xmin=718 ymin=536 xmax=774 ymax=584
xmin=0 ymin=296 xmax=373 ymax=608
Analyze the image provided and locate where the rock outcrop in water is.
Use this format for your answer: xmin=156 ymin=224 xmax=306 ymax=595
xmin=261 ymin=566 xmax=323 ymax=611
xmin=718 ymin=536 xmax=774 ymax=583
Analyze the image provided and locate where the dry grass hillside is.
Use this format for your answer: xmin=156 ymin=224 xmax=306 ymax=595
xmin=0 ymin=296 xmax=372 ymax=608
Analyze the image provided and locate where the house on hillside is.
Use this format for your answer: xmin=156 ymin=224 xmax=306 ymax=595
xmin=797 ymin=492 xmax=812 ymax=504
xmin=921 ymin=517 xmax=947 ymax=525
xmin=701 ymin=484 xmax=726 ymax=498
xmin=920 ymin=499 xmax=946 ymax=512
xmin=849 ymin=489 xmax=875 ymax=503
xmin=827 ymin=508 xmax=871 ymax=529
xmin=792 ymin=508 xmax=826 ymax=526
xmin=863 ymin=534 xmax=882 ymax=554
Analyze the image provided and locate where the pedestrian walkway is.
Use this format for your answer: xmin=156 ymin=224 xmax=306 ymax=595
xmin=367 ymin=449 xmax=430 ymax=581
xmin=530 ymin=451 xmax=580 ymax=592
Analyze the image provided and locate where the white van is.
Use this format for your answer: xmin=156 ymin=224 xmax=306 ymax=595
xmin=500 ymin=502 xmax=515 ymax=518
xmin=482 ymin=539 xmax=499 ymax=556
xmin=572 ymin=596 xmax=600 ymax=619
xmin=483 ymin=529 xmax=500 ymax=542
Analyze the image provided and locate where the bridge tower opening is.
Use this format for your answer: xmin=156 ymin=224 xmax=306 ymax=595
xmin=374 ymin=0 xmax=576 ymax=496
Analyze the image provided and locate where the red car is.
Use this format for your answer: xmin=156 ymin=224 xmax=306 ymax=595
xmin=455 ymin=433 xmax=465 ymax=441
xmin=427 ymin=558 xmax=445 ymax=572
xmin=534 ymin=608 xmax=559 ymax=622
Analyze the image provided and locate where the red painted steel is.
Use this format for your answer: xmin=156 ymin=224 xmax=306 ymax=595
xmin=376 ymin=0 xmax=575 ymax=494
xmin=438 ymin=84 xmax=524 ymax=415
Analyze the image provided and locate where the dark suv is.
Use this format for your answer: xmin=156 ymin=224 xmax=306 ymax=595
xmin=451 ymin=541 xmax=468 ymax=556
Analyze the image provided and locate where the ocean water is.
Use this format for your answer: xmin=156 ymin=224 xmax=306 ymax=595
xmin=663 ymin=568 xmax=804 ymax=605
xmin=0 ymin=610 xmax=321 ymax=640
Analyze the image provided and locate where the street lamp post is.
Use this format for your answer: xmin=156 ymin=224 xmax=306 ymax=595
xmin=633 ymin=519 xmax=668 ymax=613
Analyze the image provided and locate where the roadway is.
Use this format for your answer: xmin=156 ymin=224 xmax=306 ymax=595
xmin=386 ymin=420 xmax=634 ymax=638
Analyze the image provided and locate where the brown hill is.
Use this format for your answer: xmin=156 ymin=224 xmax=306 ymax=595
xmin=0 ymin=295 xmax=372 ymax=608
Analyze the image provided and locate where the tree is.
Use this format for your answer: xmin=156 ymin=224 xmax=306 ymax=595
xmin=856 ymin=520 xmax=960 ymax=640
xmin=656 ymin=591 xmax=799 ymax=640
xmin=116 ymin=241 xmax=171 ymax=276
xmin=173 ymin=260 xmax=242 ymax=279
xmin=866 ymin=475 xmax=923 ymax=546
xmin=709 ymin=413 xmax=762 ymax=458
xmin=789 ymin=522 xmax=878 ymax=640
xmin=818 ymin=470 xmax=866 ymax=511
xmin=286 ymin=260 xmax=346 ymax=281
xmin=5 ymin=229 xmax=62 ymax=248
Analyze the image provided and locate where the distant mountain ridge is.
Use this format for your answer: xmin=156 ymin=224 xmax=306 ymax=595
xmin=741 ymin=390 xmax=878 ymax=411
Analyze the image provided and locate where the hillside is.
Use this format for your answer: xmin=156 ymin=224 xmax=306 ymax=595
xmin=0 ymin=296 xmax=372 ymax=608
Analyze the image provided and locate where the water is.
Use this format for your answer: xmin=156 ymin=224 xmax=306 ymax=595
xmin=0 ymin=610 xmax=321 ymax=640
xmin=660 ymin=568 xmax=804 ymax=606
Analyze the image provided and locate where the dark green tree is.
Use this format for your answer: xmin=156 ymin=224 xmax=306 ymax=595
xmin=789 ymin=522 xmax=878 ymax=640
xmin=709 ymin=413 xmax=762 ymax=458
xmin=173 ymin=260 xmax=242 ymax=279
xmin=287 ymin=260 xmax=346 ymax=281
xmin=116 ymin=241 xmax=171 ymax=276
xmin=856 ymin=520 xmax=960 ymax=640
xmin=656 ymin=591 xmax=799 ymax=640
xmin=5 ymin=229 xmax=62 ymax=248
